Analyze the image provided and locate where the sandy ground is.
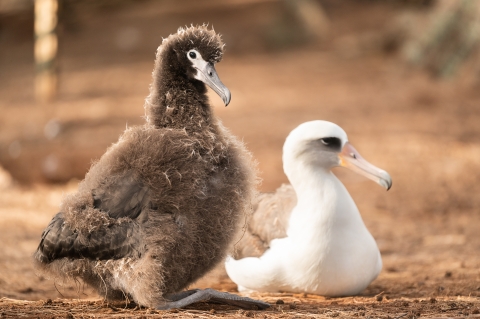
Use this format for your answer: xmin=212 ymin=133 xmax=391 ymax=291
xmin=1 ymin=0 xmax=480 ymax=317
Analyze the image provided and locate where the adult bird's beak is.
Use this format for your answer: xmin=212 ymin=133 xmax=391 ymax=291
xmin=338 ymin=142 xmax=392 ymax=190
xmin=194 ymin=61 xmax=231 ymax=106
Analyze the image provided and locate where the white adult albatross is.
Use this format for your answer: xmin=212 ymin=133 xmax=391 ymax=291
xmin=225 ymin=120 xmax=392 ymax=296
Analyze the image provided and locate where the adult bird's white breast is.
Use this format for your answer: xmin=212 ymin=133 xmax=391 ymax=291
xmin=225 ymin=120 xmax=391 ymax=296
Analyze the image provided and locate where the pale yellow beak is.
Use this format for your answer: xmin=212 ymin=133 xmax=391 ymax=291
xmin=339 ymin=142 xmax=392 ymax=190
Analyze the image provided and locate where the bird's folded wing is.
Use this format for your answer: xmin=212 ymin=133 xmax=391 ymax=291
xmin=234 ymin=184 xmax=297 ymax=259
xmin=35 ymin=171 xmax=153 ymax=263
xmin=34 ymin=212 xmax=144 ymax=263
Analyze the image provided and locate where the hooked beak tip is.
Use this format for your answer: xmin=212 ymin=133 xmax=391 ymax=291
xmin=223 ymin=90 xmax=231 ymax=107
xmin=380 ymin=174 xmax=392 ymax=191
xmin=385 ymin=182 xmax=392 ymax=191
xmin=382 ymin=172 xmax=392 ymax=191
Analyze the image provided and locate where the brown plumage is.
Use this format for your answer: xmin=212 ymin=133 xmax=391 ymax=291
xmin=33 ymin=25 xmax=267 ymax=310
xmin=234 ymin=184 xmax=296 ymax=259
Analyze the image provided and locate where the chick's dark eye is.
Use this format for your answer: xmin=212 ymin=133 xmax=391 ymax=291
xmin=189 ymin=51 xmax=196 ymax=59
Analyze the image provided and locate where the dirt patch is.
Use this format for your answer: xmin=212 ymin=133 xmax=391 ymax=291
xmin=1 ymin=295 xmax=480 ymax=318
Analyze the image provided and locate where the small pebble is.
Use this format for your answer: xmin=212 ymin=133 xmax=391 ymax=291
xmin=445 ymin=271 xmax=452 ymax=278
xmin=376 ymin=295 xmax=383 ymax=302
xmin=430 ymin=297 xmax=436 ymax=303
xmin=275 ymin=299 xmax=284 ymax=305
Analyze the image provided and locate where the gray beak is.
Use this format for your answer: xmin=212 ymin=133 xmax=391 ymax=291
xmin=194 ymin=61 xmax=231 ymax=106
xmin=339 ymin=142 xmax=392 ymax=191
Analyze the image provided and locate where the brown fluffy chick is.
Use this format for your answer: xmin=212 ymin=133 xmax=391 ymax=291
xmin=34 ymin=25 xmax=269 ymax=310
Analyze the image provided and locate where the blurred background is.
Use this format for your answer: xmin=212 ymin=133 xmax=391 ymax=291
xmin=1 ymin=0 xmax=480 ymax=302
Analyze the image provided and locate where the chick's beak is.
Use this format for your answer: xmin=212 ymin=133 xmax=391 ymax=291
xmin=194 ymin=61 xmax=231 ymax=106
xmin=338 ymin=142 xmax=392 ymax=190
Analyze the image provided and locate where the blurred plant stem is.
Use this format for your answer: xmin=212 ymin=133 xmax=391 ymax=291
xmin=404 ymin=0 xmax=480 ymax=77
xmin=34 ymin=0 xmax=58 ymax=103
xmin=266 ymin=0 xmax=329 ymax=50
xmin=287 ymin=0 xmax=329 ymax=41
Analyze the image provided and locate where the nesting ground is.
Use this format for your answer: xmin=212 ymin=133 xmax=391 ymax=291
xmin=1 ymin=1 xmax=480 ymax=318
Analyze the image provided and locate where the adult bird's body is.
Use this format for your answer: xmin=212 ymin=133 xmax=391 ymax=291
xmin=34 ymin=26 xmax=268 ymax=310
xmin=225 ymin=121 xmax=392 ymax=296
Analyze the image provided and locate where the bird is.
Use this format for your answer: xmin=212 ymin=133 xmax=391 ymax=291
xmin=33 ymin=25 xmax=269 ymax=310
xmin=225 ymin=120 xmax=392 ymax=297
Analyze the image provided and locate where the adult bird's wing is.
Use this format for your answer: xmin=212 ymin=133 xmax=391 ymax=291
xmin=233 ymin=184 xmax=297 ymax=259
xmin=34 ymin=170 xmax=150 ymax=264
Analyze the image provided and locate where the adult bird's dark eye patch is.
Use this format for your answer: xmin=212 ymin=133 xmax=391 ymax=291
xmin=319 ymin=137 xmax=342 ymax=151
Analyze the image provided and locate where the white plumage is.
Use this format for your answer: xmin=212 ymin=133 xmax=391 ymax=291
xmin=225 ymin=120 xmax=392 ymax=296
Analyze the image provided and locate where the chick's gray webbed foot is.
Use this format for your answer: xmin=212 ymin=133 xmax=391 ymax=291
xmin=157 ymin=288 xmax=270 ymax=310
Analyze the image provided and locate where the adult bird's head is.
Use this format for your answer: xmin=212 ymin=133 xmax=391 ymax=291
xmin=158 ymin=25 xmax=231 ymax=106
xmin=283 ymin=120 xmax=392 ymax=190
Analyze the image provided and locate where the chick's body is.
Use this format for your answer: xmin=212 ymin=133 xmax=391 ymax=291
xmin=34 ymin=26 xmax=256 ymax=308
